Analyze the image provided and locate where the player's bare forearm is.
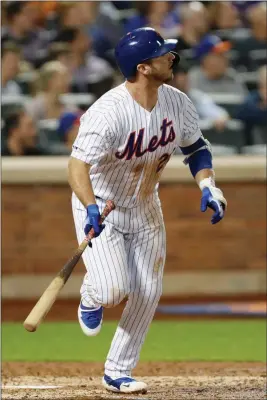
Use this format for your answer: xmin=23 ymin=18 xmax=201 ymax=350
xmin=195 ymin=168 xmax=215 ymax=187
xmin=68 ymin=157 xmax=96 ymax=207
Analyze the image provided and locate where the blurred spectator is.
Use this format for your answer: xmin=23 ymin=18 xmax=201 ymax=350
xmin=55 ymin=28 xmax=114 ymax=95
xmin=236 ymin=65 xmax=267 ymax=145
xmin=189 ymin=35 xmax=248 ymax=96
xmin=230 ymin=2 xmax=267 ymax=73
xmin=232 ymin=1 xmax=262 ymax=27
xmin=246 ymin=2 xmax=267 ymax=42
xmin=57 ymin=1 xmax=123 ymax=61
xmin=175 ymin=2 xmax=209 ymax=51
xmin=111 ymin=1 xmax=133 ymax=10
xmin=0 ymin=0 xmax=265 ymax=156
xmin=124 ymin=1 xmax=180 ymax=38
xmin=22 ymin=1 xmax=48 ymax=28
xmin=25 ymin=61 xmax=74 ymax=121
xmin=1 ymin=1 xmax=53 ymax=68
xmin=37 ymin=1 xmax=61 ymax=32
xmin=75 ymin=2 xmax=124 ymax=64
xmin=172 ymin=60 xmax=229 ymax=132
xmin=70 ymin=2 xmax=97 ymax=27
xmin=35 ymin=1 xmax=58 ymax=18
xmin=2 ymin=109 xmax=48 ymax=156
xmin=206 ymin=1 xmax=241 ymax=31
xmin=1 ymin=1 xmax=7 ymax=26
xmin=57 ymin=112 xmax=81 ymax=150
xmin=58 ymin=2 xmax=84 ymax=29
xmin=48 ymin=42 xmax=72 ymax=69
xmin=1 ymin=41 xmax=22 ymax=96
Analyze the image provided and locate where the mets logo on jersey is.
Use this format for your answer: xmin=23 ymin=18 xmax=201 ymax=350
xmin=115 ymin=118 xmax=176 ymax=160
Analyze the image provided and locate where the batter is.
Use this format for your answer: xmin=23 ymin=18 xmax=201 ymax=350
xmin=68 ymin=27 xmax=227 ymax=394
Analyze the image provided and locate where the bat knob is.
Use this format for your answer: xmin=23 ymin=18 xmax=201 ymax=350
xmin=23 ymin=322 xmax=37 ymax=332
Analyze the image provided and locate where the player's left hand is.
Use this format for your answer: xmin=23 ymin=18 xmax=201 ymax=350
xmin=201 ymin=187 xmax=227 ymax=224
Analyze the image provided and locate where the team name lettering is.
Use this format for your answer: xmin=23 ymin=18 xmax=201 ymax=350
xmin=115 ymin=118 xmax=176 ymax=160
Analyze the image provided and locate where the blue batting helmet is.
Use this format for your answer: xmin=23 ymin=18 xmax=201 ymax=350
xmin=115 ymin=27 xmax=180 ymax=79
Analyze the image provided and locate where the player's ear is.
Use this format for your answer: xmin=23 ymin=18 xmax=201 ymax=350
xmin=137 ymin=62 xmax=151 ymax=76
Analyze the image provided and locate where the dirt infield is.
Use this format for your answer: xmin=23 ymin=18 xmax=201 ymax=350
xmin=2 ymin=362 xmax=266 ymax=400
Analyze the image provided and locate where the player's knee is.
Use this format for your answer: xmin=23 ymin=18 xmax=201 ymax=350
xmin=101 ymin=286 xmax=129 ymax=308
xmin=139 ymin=285 xmax=163 ymax=304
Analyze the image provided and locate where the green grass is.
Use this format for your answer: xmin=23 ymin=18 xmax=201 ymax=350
xmin=2 ymin=321 xmax=266 ymax=362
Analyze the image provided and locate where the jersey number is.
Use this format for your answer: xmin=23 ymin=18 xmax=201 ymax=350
xmin=138 ymin=150 xmax=175 ymax=200
xmin=156 ymin=153 xmax=171 ymax=173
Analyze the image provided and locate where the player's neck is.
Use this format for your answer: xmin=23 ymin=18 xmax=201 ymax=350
xmin=125 ymin=80 xmax=159 ymax=112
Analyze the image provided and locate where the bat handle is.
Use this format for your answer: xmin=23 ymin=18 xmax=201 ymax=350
xmin=85 ymin=200 xmax=115 ymax=244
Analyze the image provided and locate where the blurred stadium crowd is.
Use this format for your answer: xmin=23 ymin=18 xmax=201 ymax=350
xmin=1 ymin=0 xmax=267 ymax=157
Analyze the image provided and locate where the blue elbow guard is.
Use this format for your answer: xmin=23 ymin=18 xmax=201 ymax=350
xmin=186 ymin=149 xmax=213 ymax=177
xmin=179 ymin=137 xmax=213 ymax=177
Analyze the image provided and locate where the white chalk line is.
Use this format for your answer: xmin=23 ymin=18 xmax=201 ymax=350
xmin=2 ymin=385 xmax=62 ymax=389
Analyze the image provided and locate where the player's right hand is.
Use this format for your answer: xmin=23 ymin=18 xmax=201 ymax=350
xmin=84 ymin=204 xmax=105 ymax=237
xmin=200 ymin=187 xmax=227 ymax=225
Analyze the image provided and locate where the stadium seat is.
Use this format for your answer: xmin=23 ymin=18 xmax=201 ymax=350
xmin=228 ymin=49 xmax=242 ymax=69
xmin=16 ymin=71 xmax=38 ymax=95
xmin=239 ymin=71 xmax=258 ymax=92
xmin=199 ymin=119 xmax=245 ymax=153
xmin=230 ymin=33 xmax=267 ymax=72
xmin=60 ymin=93 xmax=96 ymax=110
xmin=241 ymin=144 xmax=267 ymax=155
xmin=45 ymin=142 xmax=71 ymax=155
xmin=249 ymin=49 xmax=267 ymax=68
xmin=100 ymin=1 xmax=136 ymax=22
xmin=178 ymin=49 xmax=197 ymax=69
xmin=88 ymin=76 xmax=115 ymax=99
xmin=38 ymin=119 xmax=60 ymax=149
xmin=38 ymin=119 xmax=59 ymax=130
xmin=209 ymin=144 xmax=237 ymax=156
xmin=1 ymin=95 xmax=31 ymax=119
xmin=1 ymin=119 xmax=7 ymax=153
xmin=37 ymin=119 xmax=70 ymax=155
xmin=71 ymin=77 xmax=114 ymax=100
xmin=207 ymin=93 xmax=245 ymax=118
xmin=38 ymin=119 xmax=59 ymax=141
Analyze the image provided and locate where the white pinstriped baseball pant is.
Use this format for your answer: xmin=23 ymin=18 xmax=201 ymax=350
xmin=72 ymin=194 xmax=166 ymax=378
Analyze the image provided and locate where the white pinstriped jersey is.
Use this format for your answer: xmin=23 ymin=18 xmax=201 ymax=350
xmin=71 ymin=82 xmax=202 ymax=208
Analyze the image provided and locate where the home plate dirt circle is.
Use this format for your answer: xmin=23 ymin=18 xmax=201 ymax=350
xmin=2 ymin=361 xmax=266 ymax=400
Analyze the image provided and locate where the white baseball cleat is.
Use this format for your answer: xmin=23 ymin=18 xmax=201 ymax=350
xmin=78 ymin=302 xmax=103 ymax=336
xmin=102 ymin=374 xmax=148 ymax=393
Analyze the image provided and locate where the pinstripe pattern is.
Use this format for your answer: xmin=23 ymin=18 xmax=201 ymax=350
xmin=72 ymin=194 xmax=165 ymax=377
xmin=71 ymin=83 xmax=202 ymax=209
xmin=70 ymin=82 xmax=203 ymax=378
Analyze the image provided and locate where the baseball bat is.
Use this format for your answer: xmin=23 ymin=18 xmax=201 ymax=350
xmin=23 ymin=200 xmax=115 ymax=332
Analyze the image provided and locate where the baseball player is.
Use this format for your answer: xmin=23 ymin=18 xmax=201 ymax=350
xmin=68 ymin=27 xmax=227 ymax=394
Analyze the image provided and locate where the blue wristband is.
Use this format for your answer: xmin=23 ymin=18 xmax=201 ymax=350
xmin=86 ymin=204 xmax=99 ymax=214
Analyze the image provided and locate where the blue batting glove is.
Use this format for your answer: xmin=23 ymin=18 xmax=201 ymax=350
xmin=84 ymin=204 xmax=105 ymax=237
xmin=200 ymin=186 xmax=227 ymax=225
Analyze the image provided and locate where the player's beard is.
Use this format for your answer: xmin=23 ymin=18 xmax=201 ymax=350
xmin=165 ymin=69 xmax=174 ymax=83
xmin=152 ymin=68 xmax=174 ymax=84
